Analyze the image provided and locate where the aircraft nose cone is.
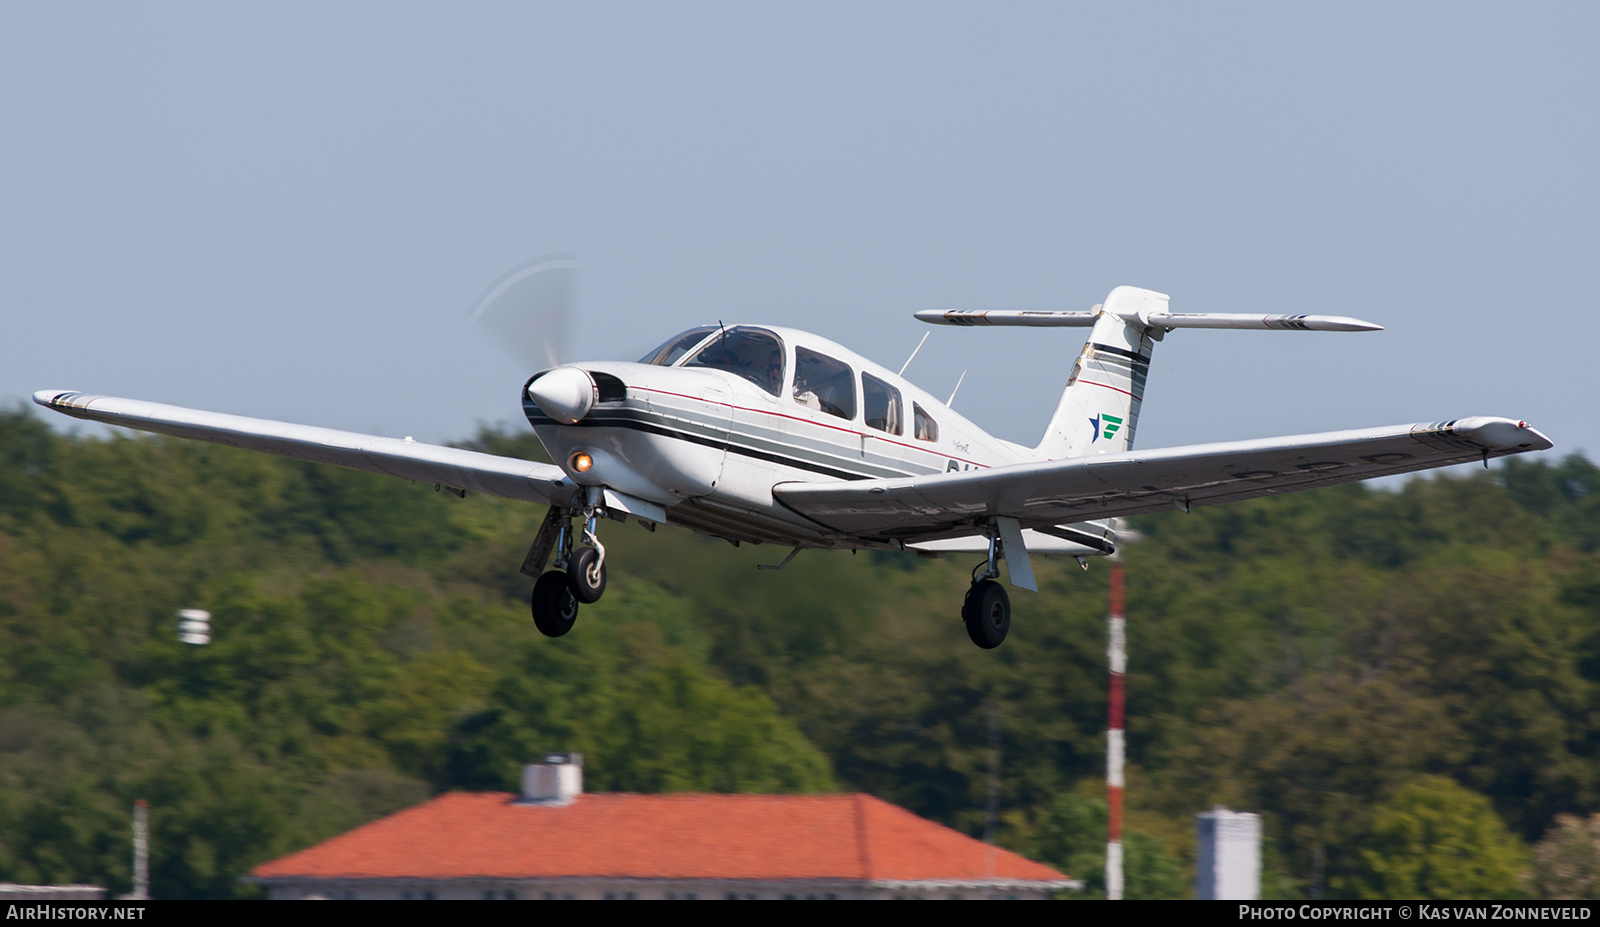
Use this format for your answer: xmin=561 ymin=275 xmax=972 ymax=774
xmin=526 ymin=367 xmax=596 ymax=424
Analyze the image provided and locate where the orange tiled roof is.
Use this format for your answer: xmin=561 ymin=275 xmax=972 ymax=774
xmin=250 ymin=792 xmax=1069 ymax=885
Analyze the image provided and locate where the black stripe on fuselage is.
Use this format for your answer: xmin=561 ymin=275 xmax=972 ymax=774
xmin=526 ymin=404 xmax=895 ymax=483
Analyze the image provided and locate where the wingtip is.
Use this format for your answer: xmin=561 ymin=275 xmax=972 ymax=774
xmin=1317 ymin=316 xmax=1384 ymax=332
xmin=1453 ymin=416 xmax=1554 ymax=453
xmin=32 ymin=389 xmax=77 ymax=408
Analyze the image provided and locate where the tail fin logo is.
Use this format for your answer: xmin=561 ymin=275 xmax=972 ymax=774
xmin=1090 ymin=413 xmax=1124 ymax=443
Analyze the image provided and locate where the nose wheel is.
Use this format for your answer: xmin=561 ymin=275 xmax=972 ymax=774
xmin=567 ymin=546 xmax=607 ymax=603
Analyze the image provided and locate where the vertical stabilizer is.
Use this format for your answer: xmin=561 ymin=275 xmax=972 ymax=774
xmin=1034 ymin=286 xmax=1163 ymax=460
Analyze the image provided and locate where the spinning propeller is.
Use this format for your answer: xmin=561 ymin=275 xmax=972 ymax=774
xmin=468 ymin=252 xmax=579 ymax=372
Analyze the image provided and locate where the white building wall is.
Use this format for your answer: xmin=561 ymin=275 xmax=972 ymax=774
xmin=1195 ymin=808 xmax=1261 ymax=900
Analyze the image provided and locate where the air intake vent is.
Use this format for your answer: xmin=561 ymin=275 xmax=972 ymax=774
xmin=592 ymin=372 xmax=626 ymax=403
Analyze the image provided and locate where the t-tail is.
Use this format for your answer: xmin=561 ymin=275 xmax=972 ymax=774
xmin=915 ymin=285 xmax=1384 ymax=462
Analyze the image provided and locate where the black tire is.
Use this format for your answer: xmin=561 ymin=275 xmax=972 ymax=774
xmin=567 ymin=547 xmax=607 ymax=604
xmin=963 ymin=579 xmax=1010 ymax=649
xmin=532 ymin=571 xmax=579 ymax=637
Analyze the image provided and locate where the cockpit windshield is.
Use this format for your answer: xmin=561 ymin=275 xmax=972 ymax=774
xmin=682 ymin=326 xmax=786 ymax=396
xmin=638 ymin=327 xmax=718 ymax=367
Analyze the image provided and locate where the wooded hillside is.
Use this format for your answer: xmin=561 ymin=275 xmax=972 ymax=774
xmin=2 ymin=407 xmax=1596 ymax=898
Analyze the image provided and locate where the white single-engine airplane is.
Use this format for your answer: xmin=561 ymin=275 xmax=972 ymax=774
xmin=35 ymin=285 xmax=1551 ymax=648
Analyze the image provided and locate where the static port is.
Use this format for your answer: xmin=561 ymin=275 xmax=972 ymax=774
xmin=569 ymin=451 xmax=594 ymax=473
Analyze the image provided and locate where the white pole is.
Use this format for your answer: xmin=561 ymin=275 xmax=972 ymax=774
xmin=1107 ymin=548 xmax=1126 ymax=900
xmin=132 ymin=800 xmax=149 ymax=900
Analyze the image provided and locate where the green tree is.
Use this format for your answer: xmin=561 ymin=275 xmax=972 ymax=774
xmin=442 ymin=619 xmax=835 ymax=794
xmin=1029 ymin=792 xmax=1185 ymax=899
xmin=1349 ymin=776 xmax=1530 ymax=899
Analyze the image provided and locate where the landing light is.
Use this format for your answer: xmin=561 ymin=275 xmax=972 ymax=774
xmin=570 ymin=452 xmax=594 ymax=473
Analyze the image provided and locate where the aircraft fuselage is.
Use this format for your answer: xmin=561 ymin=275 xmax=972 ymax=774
xmin=523 ymin=324 xmax=1032 ymax=550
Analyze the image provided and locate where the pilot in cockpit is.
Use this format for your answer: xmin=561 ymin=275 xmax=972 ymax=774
xmin=766 ymin=350 xmax=784 ymax=395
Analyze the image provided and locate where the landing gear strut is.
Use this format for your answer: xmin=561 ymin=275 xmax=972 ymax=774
xmin=527 ymin=504 xmax=610 ymax=637
xmin=962 ymin=532 xmax=1011 ymax=649
xmin=566 ymin=510 xmax=608 ymax=604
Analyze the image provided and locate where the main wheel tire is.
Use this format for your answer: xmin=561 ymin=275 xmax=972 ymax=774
xmin=566 ymin=547 xmax=607 ymax=604
xmin=963 ymin=579 xmax=1011 ymax=649
xmin=532 ymin=570 xmax=580 ymax=637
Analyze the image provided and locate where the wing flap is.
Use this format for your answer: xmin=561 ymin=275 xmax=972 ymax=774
xmin=774 ymin=417 xmax=1551 ymax=538
xmin=907 ymin=527 xmax=1109 ymax=556
xmin=33 ymin=390 xmax=575 ymax=506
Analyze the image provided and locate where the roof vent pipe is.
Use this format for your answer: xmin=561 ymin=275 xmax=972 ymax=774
xmin=520 ymin=753 xmax=583 ymax=806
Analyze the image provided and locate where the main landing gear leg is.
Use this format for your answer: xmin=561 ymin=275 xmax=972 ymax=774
xmin=529 ymin=510 xmax=579 ymax=637
xmin=962 ymin=532 xmax=1011 ymax=649
xmin=527 ymin=502 xmax=610 ymax=639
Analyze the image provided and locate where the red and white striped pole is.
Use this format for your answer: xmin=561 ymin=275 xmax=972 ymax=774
xmin=1106 ymin=549 xmax=1126 ymax=900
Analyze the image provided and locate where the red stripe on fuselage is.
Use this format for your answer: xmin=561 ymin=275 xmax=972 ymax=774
xmin=633 ymin=386 xmax=993 ymax=469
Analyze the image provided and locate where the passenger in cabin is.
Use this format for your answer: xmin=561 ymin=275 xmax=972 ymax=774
xmin=793 ymin=348 xmax=856 ymax=419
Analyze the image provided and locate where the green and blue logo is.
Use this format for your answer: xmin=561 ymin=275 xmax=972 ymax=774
xmin=1090 ymin=413 xmax=1124 ymax=443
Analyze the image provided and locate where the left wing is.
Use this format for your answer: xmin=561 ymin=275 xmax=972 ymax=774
xmin=773 ymin=417 xmax=1551 ymax=540
xmin=33 ymin=390 xmax=575 ymax=506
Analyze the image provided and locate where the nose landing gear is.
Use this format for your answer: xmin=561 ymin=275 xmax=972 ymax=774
xmin=526 ymin=504 xmax=610 ymax=637
xmin=566 ymin=512 xmax=608 ymax=604
xmin=962 ymin=531 xmax=1011 ymax=649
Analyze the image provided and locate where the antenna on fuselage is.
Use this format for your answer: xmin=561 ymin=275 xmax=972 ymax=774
xmin=946 ymin=369 xmax=967 ymax=406
xmin=898 ymin=332 xmax=930 ymax=377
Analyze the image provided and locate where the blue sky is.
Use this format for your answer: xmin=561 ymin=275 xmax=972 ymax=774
xmin=4 ymin=2 xmax=1594 ymax=464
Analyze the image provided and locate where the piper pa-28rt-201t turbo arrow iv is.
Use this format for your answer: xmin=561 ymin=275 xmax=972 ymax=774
xmin=35 ymin=285 xmax=1551 ymax=649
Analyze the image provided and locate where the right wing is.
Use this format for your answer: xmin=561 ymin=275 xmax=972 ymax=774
xmin=774 ymin=417 xmax=1552 ymax=540
xmin=33 ymin=390 xmax=575 ymax=506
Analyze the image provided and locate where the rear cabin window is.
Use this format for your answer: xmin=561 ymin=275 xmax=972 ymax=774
xmin=639 ymin=327 xmax=717 ymax=366
xmin=862 ymin=372 xmax=903 ymax=435
xmin=683 ymin=327 xmax=786 ymax=396
xmin=793 ymin=348 xmax=856 ymax=420
xmin=913 ymin=403 xmax=939 ymax=442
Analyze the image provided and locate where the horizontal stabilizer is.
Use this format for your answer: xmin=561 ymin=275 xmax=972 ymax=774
xmin=915 ymin=308 xmax=1382 ymax=332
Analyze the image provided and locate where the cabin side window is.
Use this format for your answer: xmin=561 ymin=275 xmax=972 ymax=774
xmin=793 ymin=348 xmax=856 ymax=420
xmin=862 ymin=372 xmax=903 ymax=435
xmin=913 ymin=403 xmax=939 ymax=442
